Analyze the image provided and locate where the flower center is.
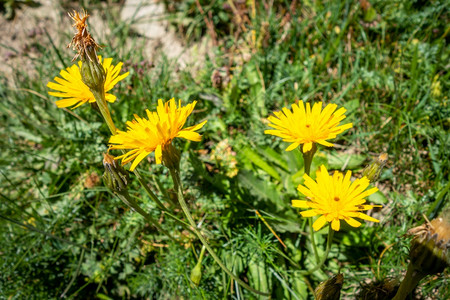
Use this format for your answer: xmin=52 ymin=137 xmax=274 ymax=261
xmin=334 ymin=196 xmax=340 ymax=202
xmin=306 ymin=124 xmax=311 ymax=128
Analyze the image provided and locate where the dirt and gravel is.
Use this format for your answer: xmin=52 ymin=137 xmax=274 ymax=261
xmin=0 ymin=0 xmax=211 ymax=85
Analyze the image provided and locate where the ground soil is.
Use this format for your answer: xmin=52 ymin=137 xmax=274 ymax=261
xmin=0 ymin=0 xmax=211 ymax=86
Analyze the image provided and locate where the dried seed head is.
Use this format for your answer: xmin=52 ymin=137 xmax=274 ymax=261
xmin=408 ymin=214 xmax=450 ymax=275
xmin=315 ymin=274 xmax=344 ymax=300
xmin=67 ymin=10 xmax=102 ymax=62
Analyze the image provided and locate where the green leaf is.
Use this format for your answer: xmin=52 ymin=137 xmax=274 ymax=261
xmin=240 ymin=147 xmax=281 ymax=180
xmin=188 ymin=150 xmax=226 ymax=192
xmin=343 ymin=99 xmax=360 ymax=115
xmin=238 ymin=170 xmax=284 ymax=210
xmin=327 ymin=152 xmax=366 ymax=170
xmin=96 ymin=294 xmax=113 ymax=300
xmin=368 ymin=190 xmax=388 ymax=205
xmin=259 ymin=146 xmax=289 ymax=171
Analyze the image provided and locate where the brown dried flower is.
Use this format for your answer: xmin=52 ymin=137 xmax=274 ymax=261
xmin=393 ymin=213 xmax=450 ymax=299
xmin=408 ymin=215 xmax=450 ymax=275
xmin=67 ymin=10 xmax=102 ymax=62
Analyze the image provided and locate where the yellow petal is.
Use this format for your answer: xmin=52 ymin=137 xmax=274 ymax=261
xmin=292 ymin=200 xmax=310 ymax=208
xmin=286 ymin=142 xmax=300 ymax=151
xmin=357 ymin=213 xmax=380 ymax=223
xmin=177 ymin=131 xmax=202 ymax=141
xmin=345 ymin=217 xmax=361 ymax=228
xmin=129 ymin=151 xmax=150 ymax=171
xmin=301 ymin=209 xmax=319 ymax=217
xmin=313 ymin=215 xmax=327 ymax=231
xmin=331 ymin=219 xmax=340 ymax=231
xmin=302 ymin=142 xmax=312 ymax=153
xmin=155 ymin=144 xmax=163 ymax=164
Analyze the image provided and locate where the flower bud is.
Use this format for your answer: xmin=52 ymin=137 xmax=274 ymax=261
xmin=190 ymin=245 xmax=206 ymax=287
xmin=103 ymin=153 xmax=129 ymax=193
xmin=190 ymin=261 xmax=202 ymax=287
xmin=362 ymin=153 xmax=388 ymax=182
xmin=81 ymin=56 xmax=106 ymax=92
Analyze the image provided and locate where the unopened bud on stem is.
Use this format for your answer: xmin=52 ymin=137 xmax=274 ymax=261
xmin=393 ymin=212 xmax=450 ymax=300
xmin=190 ymin=245 xmax=206 ymax=287
xmin=362 ymin=153 xmax=388 ymax=182
xmin=81 ymin=55 xmax=106 ymax=92
xmin=103 ymin=153 xmax=130 ymax=194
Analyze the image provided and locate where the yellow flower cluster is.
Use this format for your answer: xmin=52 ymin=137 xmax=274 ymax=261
xmin=265 ymin=100 xmax=381 ymax=231
xmin=47 ymin=9 xmax=380 ymax=232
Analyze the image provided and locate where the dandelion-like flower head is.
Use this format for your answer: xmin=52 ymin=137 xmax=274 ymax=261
xmin=292 ymin=165 xmax=381 ymax=231
xmin=109 ymin=98 xmax=207 ymax=171
xmin=265 ymin=101 xmax=353 ymax=153
xmin=47 ymin=56 xmax=129 ymax=109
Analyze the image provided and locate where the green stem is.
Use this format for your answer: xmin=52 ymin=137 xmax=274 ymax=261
xmin=302 ymin=143 xmax=319 ymax=263
xmin=168 ymin=167 xmax=269 ymax=297
xmin=300 ymin=225 xmax=334 ymax=275
xmin=91 ymin=89 xmax=117 ymax=135
xmin=302 ymin=143 xmax=317 ymax=176
xmin=133 ymin=169 xmax=168 ymax=212
xmin=198 ymin=245 xmax=206 ymax=263
xmin=115 ymin=191 xmax=177 ymax=243
xmin=392 ymin=263 xmax=425 ymax=300
xmin=153 ymin=174 xmax=178 ymax=207
xmin=309 ymin=218 xmax=320 ymax=264
xmin=91 ymin=88 xmax=167 ymax=212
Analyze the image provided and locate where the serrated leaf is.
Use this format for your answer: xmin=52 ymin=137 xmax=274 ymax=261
xmin=238 ymin=170 xmax=283 ymax=209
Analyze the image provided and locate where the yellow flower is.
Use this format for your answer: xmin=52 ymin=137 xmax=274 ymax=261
xmin=47 ymin=56 xmax=129 ymax=109
xmin=264 ymin=101 xmax=352 ymax=153
xmin=292 ymin=165 xmax=381 ymax=231
xmin=109 ymin=98 xmax=207 ymax=171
